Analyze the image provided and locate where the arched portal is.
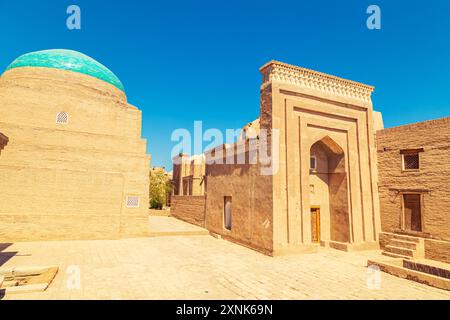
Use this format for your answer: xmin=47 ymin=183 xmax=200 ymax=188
xmin=309 ymin=136 xmax=350 ymax=243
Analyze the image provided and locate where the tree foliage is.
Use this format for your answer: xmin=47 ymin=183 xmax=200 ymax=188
xmin=149 ymin=169 xmax=172 ymax=209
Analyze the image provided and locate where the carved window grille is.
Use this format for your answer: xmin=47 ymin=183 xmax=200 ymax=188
xmin=403 ymin=153 xmax=420 ymax=170
xmin=126 ymin=196 xmax=140 ymax=208
xmin=56 ymin=111 xmax=69 ymax=125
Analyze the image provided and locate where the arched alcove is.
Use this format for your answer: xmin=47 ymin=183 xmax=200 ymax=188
xmin=309 ymin=136 xmax=350 ymax=243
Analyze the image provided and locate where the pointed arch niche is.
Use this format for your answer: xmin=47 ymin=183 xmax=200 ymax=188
xmin=309 ymin=135 xmax=350 ymax=243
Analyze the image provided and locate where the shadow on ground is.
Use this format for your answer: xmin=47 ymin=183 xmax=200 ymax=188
xmin=0 ymin=243 xmax=17 ymax=267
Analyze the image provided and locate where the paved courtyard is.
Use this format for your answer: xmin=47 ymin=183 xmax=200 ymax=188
xmin=1 ymin=217 xmax=449 ymax=300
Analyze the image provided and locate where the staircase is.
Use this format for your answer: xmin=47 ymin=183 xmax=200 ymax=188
xmin=382 ymin=233 xmax=425 ymax=260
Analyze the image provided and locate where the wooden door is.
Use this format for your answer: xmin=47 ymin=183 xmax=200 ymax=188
xmin=311 ymin=208 xmax=320 ymax=243
xmin=403 ymin=194 xmax=422 ymax=232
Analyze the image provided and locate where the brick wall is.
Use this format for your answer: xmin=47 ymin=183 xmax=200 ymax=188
xmin=425 ymin=239 xmax=450 ymax=264
xmin=0 ymin=67 xmax=150 ymax=241
xmin=170 ymin=195 xmax=206 ymax=227
xmin=204 ymin=144 xmax=274 ymax=256
xmin=376 ymin=117 xmax=450 ymax=262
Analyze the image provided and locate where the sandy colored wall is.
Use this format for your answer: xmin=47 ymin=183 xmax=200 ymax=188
xmin=424 ymin=239 xmax=450 ymax=264
xmin=260 ymin=61 xmax=381 ymax=253
xmin=0 ymin=67 xmax=150 ymax=241
xmin=190 ymin=161 xmax=205 ymax=195
xmin=170 ymin=196 xmax=206 ymax=227
xmin=204 ymin=146 xmax=274 ymax=255
xmin=0 ymin=132 xmax=7 ymax=154
xmin=377 ymin=117 xmax=450 ymax=241
xmin=172 ymin=159 xmax=182 ymax=196
xmin=172 ymin=154 xmax=205 ymax=196
xmin=329 ymin=172 xmax=350 ymax=243
xmin=309 ymin=145 xmax=331 ymax=242
xmin=380 ymin=232 xmax=450 ymax=264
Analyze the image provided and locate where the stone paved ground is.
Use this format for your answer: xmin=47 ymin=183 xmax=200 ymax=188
xmin=148 ymin=216 xmax=210 ymax=236
xmin=1 ymin=218 xmax=450 ymax=300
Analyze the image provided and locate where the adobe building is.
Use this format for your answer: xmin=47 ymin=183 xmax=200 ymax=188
xmin=172 ymin=153 xmax=206 ymax=197
xmin=173 ymin=60 xmax=384 ymax=256
xmin=0 ymin=49 xmax=150 ymax=241
xmin=376 ymin=117 xmax=450 ymax=264
xmin=171 ymin=154 xmax=206 ymax=226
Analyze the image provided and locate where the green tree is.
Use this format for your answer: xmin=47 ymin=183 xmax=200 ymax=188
xmin=149 ymin=169 xmax=172 ymax=209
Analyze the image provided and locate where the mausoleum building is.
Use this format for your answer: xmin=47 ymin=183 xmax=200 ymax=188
xmin=0 ymin=49 xmax=150 ymax=241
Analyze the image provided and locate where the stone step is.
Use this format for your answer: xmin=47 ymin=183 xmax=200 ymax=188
xmin=389 ymin=239 xmax=418 ymax=250
xmin=368 ymin=259 xmax=450 ymax=291
xmin=382 ymin=251 xmax=411 ymax=260
xmin=403 ymin=260 xmax=450 ymax=280
xmin=392 ymin=234 xmax=421 ymax=243
xmin=385 ymin=245 xmax=415 ymax=257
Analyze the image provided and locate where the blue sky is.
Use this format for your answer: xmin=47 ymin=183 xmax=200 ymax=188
xmin=1 ymin=0 xmax=449 ymax=170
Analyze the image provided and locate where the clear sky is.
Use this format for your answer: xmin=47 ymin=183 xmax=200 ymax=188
xmin=1 ymin=0 xmax=449 ymax=170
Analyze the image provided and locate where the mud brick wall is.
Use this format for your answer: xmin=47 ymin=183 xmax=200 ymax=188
xmin=0 ymin=67 xmax=150 ymax=241
xmin=376 ymin=117 xmax=450 ymax=241
xmin=170 ymin=196 xmax=206 ymax=227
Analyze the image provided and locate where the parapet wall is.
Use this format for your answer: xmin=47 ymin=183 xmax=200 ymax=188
xmin=170 ymin=196 xmax=206 ymax=227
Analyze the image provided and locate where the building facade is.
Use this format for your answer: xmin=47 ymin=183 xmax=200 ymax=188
xmin=0 ymin=49 xmax=150 ymax=241
xmin=377 ymin=117 xmax=450 ymax=263
xmin=170 ymin=154 xmax=207 ymax=226
xmin=172 ymin=153 xmax=206 ymax=197
xmin=173 ymin=60 xmax=385 ymax=256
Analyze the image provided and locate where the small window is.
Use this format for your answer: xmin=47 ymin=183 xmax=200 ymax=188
xmin=224 ymin=196 xmax=232 ymax=231
xmin=126 ymin=196 xmax=140 ymax=208
xmin=56 ymin=111 xmax=69 ymax=125
xmin=402 ymin=153 xmax=420 ymax=170
xmin=310 ymin=156 xmax=317 ymax=171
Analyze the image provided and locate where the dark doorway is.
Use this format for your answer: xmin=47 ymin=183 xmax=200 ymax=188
xmin=224 ymin=196 xmax=232 ymax=231
xmin=403 ymin=194 xmax=422 ymax=232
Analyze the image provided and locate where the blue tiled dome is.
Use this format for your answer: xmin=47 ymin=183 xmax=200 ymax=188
xmin=5 ymin=49 xmax=124 ymax=92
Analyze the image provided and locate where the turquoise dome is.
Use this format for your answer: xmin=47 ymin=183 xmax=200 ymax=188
xmin=5 ymin=49 xmax=124 ymax=92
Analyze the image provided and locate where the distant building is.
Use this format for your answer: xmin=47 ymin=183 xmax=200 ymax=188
xmin=171 ymin=154 xmax=206 ymax=226
xmin=0 ymin=49 xmax=150 ymax=241
xmin=172 ymin=154 xmax=205 ymax=197
xmin=151 ymin=166 xmax=172 ymax=178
